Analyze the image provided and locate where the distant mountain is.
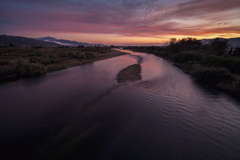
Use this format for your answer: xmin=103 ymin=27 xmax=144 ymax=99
xmin=201 ymin=37 xmax=240 ymax=48
xmin=0 ymin=35 xmax=59 ymax=47
xmin=37 ymin=36 xmax=105 ymax=47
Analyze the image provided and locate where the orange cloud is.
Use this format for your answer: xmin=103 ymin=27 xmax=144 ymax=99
xmin=1 ymin=0 xmax=240 ymax=44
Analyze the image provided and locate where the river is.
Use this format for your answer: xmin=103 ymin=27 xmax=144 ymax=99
xmin=0 ymin=50 xmax=240 ymax=160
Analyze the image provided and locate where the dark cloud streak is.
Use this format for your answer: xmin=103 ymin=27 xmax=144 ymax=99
xmin=0 ymin=0 xmax=240 ymax=41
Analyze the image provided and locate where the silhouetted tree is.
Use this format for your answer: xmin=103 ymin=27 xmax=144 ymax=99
xmin=178 ymin=37 xmax=202 ymax=51
xmin=169 ymin=38 xmax=177 ymax=46
xmin=168 ymin=37 xmax=202 ymax=54
xmin=210 ymin=38 xmax=228 ymax=56
xmin=169 ymin=38 xmax=179 ymax=54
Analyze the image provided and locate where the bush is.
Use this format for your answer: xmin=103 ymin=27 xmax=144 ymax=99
xmin=40 ymin=56 xmax=51 ymax=65
xmin=49 ymin=54 xmax=61 ymax=63
xmin=79 ymin=53 xmax=86 ymax=59
xmin=69 ymin=52 xmax=78 ymax=59
xmin=85 ymin=52 xmax=95 ymax=59
xmin=173 ymin=51 xmax=203 ymax=63
xmin=57 ymin=52 xmax=68 ymax=58
xmin=191 ymin=66 xmax=235 ymax=85
xmin=29 ymin=57 xmax=40 ymax=63
xmin=201 ymin=56 xmax=240 ymax=75
xmin=16 ymin=60 xmax=46 ymax=77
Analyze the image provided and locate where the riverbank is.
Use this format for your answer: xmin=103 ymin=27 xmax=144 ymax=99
xmin=0 ymin=46 xmax=127 ymax=84
xmin=1 ymin=47 xmax=240 ymax=160
xmin=124 ymin=47 xmax=240 ymax=100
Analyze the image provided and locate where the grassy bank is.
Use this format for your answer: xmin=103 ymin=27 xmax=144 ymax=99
xmin=0 ymin=46 xmax=126 ymax=84
xmin=125 ymin=38 xmax=240 ymax=100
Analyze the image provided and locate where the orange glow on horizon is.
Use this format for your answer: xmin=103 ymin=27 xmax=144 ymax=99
xmin=1 ymin=0 xmax=240 ymax=45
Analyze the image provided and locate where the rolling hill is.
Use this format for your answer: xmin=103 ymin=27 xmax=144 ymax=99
xmin=0 ymin=35 xmax=59 ymax=47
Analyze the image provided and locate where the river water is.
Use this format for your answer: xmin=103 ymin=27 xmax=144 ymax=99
xmin=0 ymin=50 xmax=240 ymax=160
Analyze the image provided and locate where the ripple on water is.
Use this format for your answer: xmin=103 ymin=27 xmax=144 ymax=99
xmin=1 ymin=50 xmax=240 ymax=159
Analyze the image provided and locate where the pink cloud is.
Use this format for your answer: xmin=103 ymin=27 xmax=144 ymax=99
xmin=1 ymin=0 xmax=240 ymax=42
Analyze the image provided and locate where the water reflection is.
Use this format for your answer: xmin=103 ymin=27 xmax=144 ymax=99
xmin=0 ymin=50 xmax=240 ymax=160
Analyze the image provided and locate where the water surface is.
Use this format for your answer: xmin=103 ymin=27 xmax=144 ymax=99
xmin=0 ymin=50 xmax=240 ymax=160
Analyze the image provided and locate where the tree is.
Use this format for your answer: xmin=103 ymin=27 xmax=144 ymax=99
xmin=169 ymin=38 xmax=177 ymax=46
xmin=210 ymin=38 xmax=228 ymax=56
xmin=168 ymin=37 xmax=202 ymax=54
xmin=169 ymin=38 xmax=179 ymax=54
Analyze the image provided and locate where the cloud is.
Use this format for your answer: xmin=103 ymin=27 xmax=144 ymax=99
xmin=126 ymin=0 xmax=240 ymax=36
xmin=0 ymin=0 xmax=240 ymax=43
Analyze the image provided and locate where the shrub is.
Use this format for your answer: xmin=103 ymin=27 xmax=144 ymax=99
xmin=16 ymin=60 xmax=46 ymax=77
xmin=191 ymin=66 xmax=235 ymax=85
xmin=201 ymin=56 xmax=240 ymax=75
xmin=173 ymin=51 xmax=203 ymax=63
xmin=79 ymin=53 xmax=86 ymax=59
xmin=29 ymin=57 xmax=40 ymax=63
xmin=49 ymin=54 xmax=61 ymax=63
xmin=24 ymin=63 xmax=46 ymax=77
xmin=57 ymin=52 xmax=68 ymax=58
xmin=85 ymin=52 xmax=95 ymax=59
xmin=40 ymin=56 xmax=51 ymax=65
xmin=70 ymin=52 xmax=78 ymax=59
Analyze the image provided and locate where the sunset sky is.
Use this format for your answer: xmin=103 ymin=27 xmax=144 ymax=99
xmin=1 ymin=0 xmax=240 ymax=45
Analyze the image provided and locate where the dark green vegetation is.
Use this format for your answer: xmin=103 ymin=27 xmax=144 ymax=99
xmin=0 ymin=46 xmax=124 ymax=84
xmin=125 ymin=38 xmax=240 ymax=99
